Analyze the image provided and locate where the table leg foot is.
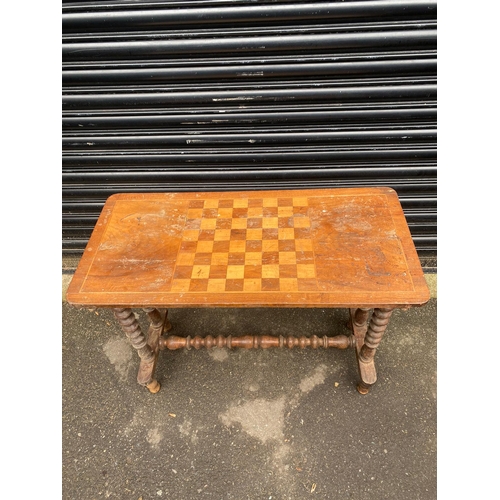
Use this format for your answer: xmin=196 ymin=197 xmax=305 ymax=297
xmin=146 ymin=379 xmax=161 ymax=394
xmin=356 ymin=381 xmax=372 ymax=395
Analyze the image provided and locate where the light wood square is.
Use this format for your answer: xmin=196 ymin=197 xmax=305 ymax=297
xmin=217 ymin=208 xmax=233 ymax=218
xmin=200 ymin=218 xmax=217 ymax=230
xmin=297 ymin=264 xmax=316 ymax=278
xmin=293 ymin=197 xmax=309 ymax=206
xmin=262 ymin=217 xmax=278 ymax=229
xmin=280 ymin=278 xmax=299 ymax=291
xmin=247 ymin=207 xmax=263 ymax=217
xmin=246 ymin=228 xmax=263 ymax=240
xmin=245 ymin=252 xmax=262 ymax=265
xmin=214 ymin=229 xmax=231 ymax=241
xmin=244 ymin=278 xmax=261 ymax=291
xmin=196 ymin=241 xmax=214 ymax=253
xmin=263 ymin=198 xmax=278 ymax=207
xmin=233 ymin=198 xmax=248 ymax=208
xmin=191 ymin=265 xmax=210 ymax=279
xmin=279 ymin=252 xmax=297 ymax=264
xmin=293 ymin=216 xmax=311 ymax=228
xmin=295 ymin=239 xmax=313 ymax=252
xmin=231 ymin=218 xmax=247 ymax=229
xmin=204 ymin=199 xmax=219 ymax=208
xmin=278 ymin=228 xmax=295 ymax=240
xmin=227 ymin=265 xmax=245 ymax=279
xmin=207 ymin=279 xmax=226 ymax=292
xmin=262 ymin=264 xmax=280 ymax=278
xmin=229 ymin=240 xmax=246 ymax=252
xmin=278 ymin=206 xmax=293 ymax=217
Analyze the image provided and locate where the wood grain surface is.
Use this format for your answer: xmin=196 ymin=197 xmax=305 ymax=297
xmin=66 ymin=187 xmax=430 ymax=308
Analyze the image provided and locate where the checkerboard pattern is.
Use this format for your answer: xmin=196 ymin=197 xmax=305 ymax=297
xmin=170 ymin=196 xmax=318 ymax=293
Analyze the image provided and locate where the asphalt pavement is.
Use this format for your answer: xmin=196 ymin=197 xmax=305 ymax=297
xmin=62 ymin=272 xmax=437 ymax=500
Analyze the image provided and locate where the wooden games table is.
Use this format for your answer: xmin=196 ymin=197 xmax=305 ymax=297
xmin=66 ymin=187 xmax=430 ymax=394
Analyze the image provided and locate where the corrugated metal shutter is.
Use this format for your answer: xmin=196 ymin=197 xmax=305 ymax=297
xmin=62 ymin=0 xmax=437 ymax=271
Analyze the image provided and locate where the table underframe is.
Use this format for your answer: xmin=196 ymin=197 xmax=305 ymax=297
xmin=110 ymin=305 xmax=397 ymax=395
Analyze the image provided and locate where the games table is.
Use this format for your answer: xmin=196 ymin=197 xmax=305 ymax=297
xmin=66 ymin=187 xmax=430 ymax=394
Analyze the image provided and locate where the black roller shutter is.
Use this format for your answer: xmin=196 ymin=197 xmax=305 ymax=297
xmin=62 ymin=0 xmax=437 ymax=271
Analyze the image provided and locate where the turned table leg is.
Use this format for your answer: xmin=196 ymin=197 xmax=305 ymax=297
xmin=353 ymin=307 xmax=394 ymax=395
xmin=113 ymin=307 xmax=170 ymax=393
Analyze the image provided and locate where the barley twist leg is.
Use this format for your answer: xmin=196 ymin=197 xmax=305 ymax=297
xmin=356 ymin=307 xmax=394 ymax=394
xmin=113 ymin=308 xmax=159 ymax=393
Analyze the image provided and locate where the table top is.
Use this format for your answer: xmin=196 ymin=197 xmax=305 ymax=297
xmin=66 ymin=187 xmax=430 ymax=309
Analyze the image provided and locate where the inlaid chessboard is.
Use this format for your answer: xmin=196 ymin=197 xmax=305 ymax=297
xmin=171 ymin=196 xmax=317 ymax=293
xmin=66 ymin=188 xmax=430 ymax=308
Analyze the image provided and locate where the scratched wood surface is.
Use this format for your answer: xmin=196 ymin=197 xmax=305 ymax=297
xmin=66 ymin=187 xmax=430 ymax=308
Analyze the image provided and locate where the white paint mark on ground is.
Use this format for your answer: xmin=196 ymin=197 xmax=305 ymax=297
xmin=219 ymin=397 xmax=286 ymax=443
xmin=299 ymin=364 xmax=328 ymax=393
xmin=178 ymin=419 xmax=199 ymax=444
xmin=102 ymin=337 xmax=133 ymax=381
xmin=147 ymin=427 xmax=163 ymax=447
xmin=217 ymin=363 xmax=333 ymax=498
xmin=208 ymin=348 xmax=229 ymax=362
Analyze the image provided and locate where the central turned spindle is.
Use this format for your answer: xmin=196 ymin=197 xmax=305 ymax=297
xmin=160 ymin=333 xmax=355 ymax=350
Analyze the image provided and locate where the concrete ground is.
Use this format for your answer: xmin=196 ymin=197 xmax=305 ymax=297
xmin=62 ymin=273 xmax=437 ymax=500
